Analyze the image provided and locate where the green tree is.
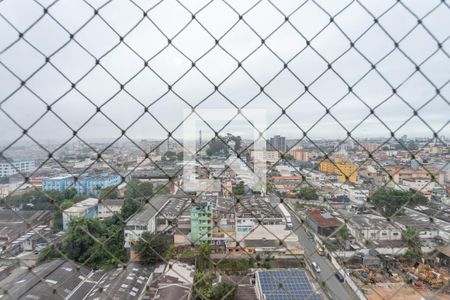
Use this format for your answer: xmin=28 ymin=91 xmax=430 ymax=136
xmin=212 ymin=282 xmax=237 ymax=300
xmin=125 ymin=180 xmax=153 ymax=199
xmin=162 ymin=151 xmax=177 ymax=161
xmin=134 ymin=232 xmax=169 ymax=265
xmin=371 ymin=188 xmax=427 ymax=217
xmin=63 ymin=188 xmax=77 ymax=200
xmin=99 ymin=185 xmax=118 ymax=199
xmin=154 ymin=185 xmax=169 ymax=195
xmin=337 ymin=225 xmax=351 ymax=240
xmin=121 ymin=198 xmax=141 ymax=220
xmin=60 ymin=218 xmax=126 ymax=269
xmin=192 ymin=271 xmax=213 ymax=300
xmin=296 ymin=187 xmax=318 ymax=200
xmin=234 ymin=181 xmax=245 ymax=195
xmin=176 ymin=152 xmax=184 ymax=160
xmin=38 ymin=244 xmax=61 ymax=262
xmin=197 ymin=243 xmax=212 ymax=271
xmin=403 ymin=228 xmax=422 ymax=263
xmin=206 ymin=138 xmax=229 ymax=157
xmin=4 ymin=189 xmax=68 ymax=210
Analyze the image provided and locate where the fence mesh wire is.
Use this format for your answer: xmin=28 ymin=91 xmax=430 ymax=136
xmin=0 ymin=0 xmax=449 ymax=299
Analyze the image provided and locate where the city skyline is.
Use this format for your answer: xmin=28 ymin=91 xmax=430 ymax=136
xmin=1 ymin=0 xmax=449 ymax=143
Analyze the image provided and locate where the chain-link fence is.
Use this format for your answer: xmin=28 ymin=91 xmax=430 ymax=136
xmin=0 ymin=0 xmax=449 ymax=299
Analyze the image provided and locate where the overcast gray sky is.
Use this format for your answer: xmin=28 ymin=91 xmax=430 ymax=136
xmin=0 ymin=0 xmax=449 ymax=144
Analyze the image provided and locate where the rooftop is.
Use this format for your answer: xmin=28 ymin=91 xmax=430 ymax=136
xmin=306 ymin=208 xmax=341 ymax=228
xmin=349 ymin=214 xmax=397 ymax=230
xmin=3 ymin=259 xmax=90 ymax=299
xmin=256 ymin=269 xmax=322 ymax=300
xmin=127 ymin=195 xmax=171 ymax=227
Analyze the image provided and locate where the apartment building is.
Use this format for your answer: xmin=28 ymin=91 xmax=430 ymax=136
xmin=42 ymin=173 xmax=121 ymax=196
xmin=319 ymin=157 xmax=358 ymax=183
xmin=249 ymin=150 xmax=280 ymax=164
xmin=0 ymin=159 xmax=35 ymax=177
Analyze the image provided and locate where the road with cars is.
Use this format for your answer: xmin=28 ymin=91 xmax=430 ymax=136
xmin=292 ymin=217 xmax=359 ymax=300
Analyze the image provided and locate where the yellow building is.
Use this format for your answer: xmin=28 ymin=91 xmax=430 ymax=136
xmin=320 ymin=158 xmax=357 ymax=183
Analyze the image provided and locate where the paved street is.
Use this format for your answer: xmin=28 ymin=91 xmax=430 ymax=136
xmin=292 ymin=217 xmax=359 ymax=300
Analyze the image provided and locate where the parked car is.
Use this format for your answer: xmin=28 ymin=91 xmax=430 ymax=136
xmin=312 ymin=261 xmax=321 ymax=273
xmin=335 ymin=272 xmax=345 ymax=283
xmin=316 ymin=244 xmax=325 ymax=256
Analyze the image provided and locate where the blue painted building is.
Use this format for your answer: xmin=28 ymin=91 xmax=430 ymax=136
xmin=62 ymin=198 xmax=99 ymax=231
xmin=76 ymin=173 xmax=122 ymax=196
xmin=42 ymin=175 xmax=75 ymax=192
xmin=42 ymin=173 xmax=121 ymax=196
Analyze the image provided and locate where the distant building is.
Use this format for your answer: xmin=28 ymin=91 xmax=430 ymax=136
xmin=76 ymin=173 xmax=121 ymax=196
xmin=268 ymin=135 xmax=286 ymax=152
xmin=249 ymin=150 xmax=280 ymax=163
xmin=98 ymin=199 xmax=124 ymax=219
xmin=305 ymin=208 xmax=342 ymax=236
xmin=42 ymin=173 xmax=121 ymax=196
xmin=190 ymin=202 xmax=213 ymax=244
xmin=42 ymin=175 xmax=75 ymax=192
xmin=62 ymin=198 xmax=99 ymax=231
xmin=0 ymin=159 xmax=35 ymax=177
xmin=288 ymin=148 xmax=310 ymax=161
xmin=319 ymin=158 xmax=358 ymax=183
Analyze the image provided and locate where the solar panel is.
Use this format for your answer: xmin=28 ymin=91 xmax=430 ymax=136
xmin=257 ymin=269 xmax=322 ymax=300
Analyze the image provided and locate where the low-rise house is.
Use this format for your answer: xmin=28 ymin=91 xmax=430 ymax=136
xmin=235 ymin=224 xmax=304 ymax=256
xmin=98 ymin=199 xmax=124 ymax=219
xmin=147 ymin=261 xmax=195 ymax=300
xmin=347 ymin=214 xmax=402 ymax=243
xmin=394 ymin=211 xmax=440 ymax=240
xmin=62 ymin=198 xmax=98 ymax=231
xmin=0 ymin=209 xmax=52 ymax=244
xmin=124 ymin=195 xmax=170 ymax=260
xmin=305 ymin=208 xmax=342 ymax=236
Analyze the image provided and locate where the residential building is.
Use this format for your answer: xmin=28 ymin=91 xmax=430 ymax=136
xmin=270 ymin=176 xmax=302 ymax=193
xmin=394 ymin=214 xmax=439 ymax=240
xmin=235 ymin=225 xmax=303 ymax=256
xmin=76 ymin=173 xmax=121 ymax=196
xmin=1 ymin=259 xmax=91 ymax=299
xmin=190 ymin=202 xmax=213 ymax=244
xmin=235 ymin=196 xmax=285 ymax=233
xmin=0 ymin=210 xmax=52 ymax=245
xmin=305 ymin=208 xmax=342 ymax=236
xmin=42 ymin=175 xmax=75 ymax=192
xmin=98 ymin=199 xmax=124 ymax=219
xmin=42 ymin=173 xmax=121 ymax=196
xmin=249 ymin=150 xmax=280 ymax=164
xmin=289 ymin=148 xmax=310 ymax=161
xmin=319 ymin=158 xmax=358 ymax=183
xmin=147 ymin=261 xmax=195 ymax=300
xmin=268 ymin=135 xmax=286 ymax=152
xmin=123 ymin=195 xmax=170 ymax=260
xmin=402 ymin=177 xmax=436 ymax=192
xmin=0 ymin=159 xmax=35 ymax=177
xmin=347 ymin=214 xmax=402 ymax=243
xmin=62 ymin=198 xmax=99 ymax=231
